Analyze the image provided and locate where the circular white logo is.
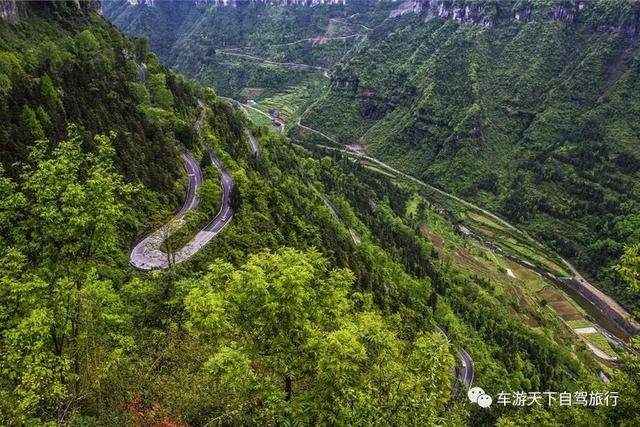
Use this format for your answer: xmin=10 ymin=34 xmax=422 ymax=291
xmin=468 ymin=387 xmax=485 ymax=403
xmin=477 ymin=394 xmax=493 ymax=408
xmin=468 ymin=386 xmax=493 ymax=408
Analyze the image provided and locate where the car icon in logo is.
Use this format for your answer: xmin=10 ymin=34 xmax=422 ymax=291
xmin=468 ymin=387 xmax=493 ymax=408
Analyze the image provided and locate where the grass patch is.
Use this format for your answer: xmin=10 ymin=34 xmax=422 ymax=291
xmin=583 ymin=333 xmax=617 ymax=357
xmin=539 ymin=286 xmax=584 ymax=321
xmin=467 ymin=211 xmax=506 ymax=231
xmin=567 ymin=319 xmax=593 ymax=329
xmin=257 ymin=76 xmax=328 ymax=124
xmin=243 ymin=106 xmax=273 ymax=127
xmin=405 ymin=193 xmax=421 ymax=218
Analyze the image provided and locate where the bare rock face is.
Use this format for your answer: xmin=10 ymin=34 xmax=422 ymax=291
xmin=0 ymin=0 xmax=17 ymax=22
xmin=0 ymin=0 xmax=101 ymax=22
xmin=551 ymin=3 xmax=577 ymax=23
xmin=514 ymin=4 xmax=532 ymax=22
xmin=422 ymin=0 xmax=497 ymax=29
xmin=413 ymin=0 xmax=637 ymax=37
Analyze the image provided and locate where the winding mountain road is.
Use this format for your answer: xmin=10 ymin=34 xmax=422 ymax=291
xmin=130 ymin=150 xmax=204 ymax=270
xmin=170 ymin=147 xmax=234 ymax=263
xmin=218 ymin=51 xmax=329 ymax=73
xmin=318 ymin=193 xmax=361 ymax=245
xmin=458 ymin=348 xmax=474 ymax=388
xmin=130 ymin=103 xmax=235 ymax=271
xmin=435 ymin=326 xmax=474 ymax=389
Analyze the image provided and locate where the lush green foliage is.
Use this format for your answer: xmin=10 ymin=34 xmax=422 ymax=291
xmin=2 ymin=2 xmax=640 ymax=425
xmin=299 ymin=1 xmax=640 ymax=311
xmin=102 ymin=0 xmax=395 ymax=99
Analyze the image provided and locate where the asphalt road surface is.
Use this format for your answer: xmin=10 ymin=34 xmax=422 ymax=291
xmin=458 ymin=348 xmax=474 ymax=388
xmin=435 ymin=326 xmax=474 ymax=389
xmin=129 ymin=147 xmax=234 ymax=271
xmin=130 ymin=150 xmax=203 ymax=270
xmin=318 ymin=193 xmax=361 ymax=245
xmin=170 ymin=147 xmax=234 ymax=263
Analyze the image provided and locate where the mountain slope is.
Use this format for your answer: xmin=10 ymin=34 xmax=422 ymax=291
xmin=101 ymin=0 xmax=397 ymax=99
xmin=2 ymin=1 xmax=640 ymax=425
xmin=300 ymin=0 xmax=640 ymax=310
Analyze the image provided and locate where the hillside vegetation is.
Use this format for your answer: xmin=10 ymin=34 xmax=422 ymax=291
xmin=300 ymin=0 xmax=640 ymax=311
xmin=102 ymin=0 xmax=395 ymax=99
xmin=1 ymin=1 xmax=639 ymax=425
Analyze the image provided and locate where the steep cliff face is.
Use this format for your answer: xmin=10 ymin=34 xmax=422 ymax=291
xmin=420 ymin=1 xmax=497 ymax=29
xmin=417 ymin=0 xmax=574 ymax=28
xmin=0 ymin=0 xmax=17 ymax=22
xmin=126 ymin=0 xmax=347 ymax=6
xmin=411 ymin=0 xmax=639 ymax=35
xmin=0 ymin=0 xmax=101 ymax=22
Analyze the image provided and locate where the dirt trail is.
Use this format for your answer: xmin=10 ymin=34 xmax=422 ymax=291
xmin=218 ymin=51 xmax=329 ymax=72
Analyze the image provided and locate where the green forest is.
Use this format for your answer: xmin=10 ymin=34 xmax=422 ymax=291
xmin=102 ymin=0 xmax=396 ymax=99
xmin=296 ymin=0 xmax=640 ymax=312
xmin=0 ymin=0 xmax=639 ymax=425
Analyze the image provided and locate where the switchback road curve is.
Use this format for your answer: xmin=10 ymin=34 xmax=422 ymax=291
xmin=130 ymin=101 xmax=237 ymax=271
xmin=129 ymin=147 xmax=234 ymax=271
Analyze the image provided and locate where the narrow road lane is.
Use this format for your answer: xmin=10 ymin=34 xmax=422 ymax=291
xmin=319 ymin=193 xmax=361 ymax=245
xmin=218 ymin=51 xmax=329 ymax=73
xmin=170 ymin=147 xmax=234 ymax=263
xmin=130 ymin=150 xmax=203 ymax=270
xmin=130 ymin=101 xmax=236 ymax=271
xmin=458 ymin=348 xmax=474 ymax=388
xmin=435 ymin=326 xmax=474 ymax=389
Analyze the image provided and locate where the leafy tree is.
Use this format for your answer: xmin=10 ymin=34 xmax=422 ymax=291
xmin=147 ymin=73 xmax=174 ymax=110
xmin=0 ymin=74 xmax=11 ymax=101
xmin=19 ymin=105 xmax=45 ymax=141
xmin=0 ymin=128 xmax=136 ymax=424
xmin=133 ymin=36 xmax=149 ymax=61
xmin=75 ymin=30 xmax=99 ymax=60
xmin=616 ymin=244 xmax=640 ymax=293
xmin=179 ymin=248 xmax=455 ymax=424
xmin=40 ymin=74 xmax=64 ymax=115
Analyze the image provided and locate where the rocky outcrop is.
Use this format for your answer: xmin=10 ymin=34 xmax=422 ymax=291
xmin=0 ymin=0 xmax=17 ymax=22
xmin=551 ymin=3 xmax=577 ymax=23
xmin=405 ymin=0 xmax=638 ymax=36
xmin=1 ymin=0 xmax=100 ymax=22
xmin=417 ymin=0 xmax=498 ymax=29
xmin=514 ymin=4 xmax=531 ymax=22
xmin=127 ymin=0 xmax=347 ymax=5
xmin=419 ymin=0 xmax=576 ymax=28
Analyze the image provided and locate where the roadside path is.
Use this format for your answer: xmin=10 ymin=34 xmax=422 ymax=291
xmin=318 ymin=193 xmax=361 ymax=245
xmin=218 ymin=51 xmax=330 ymax=73
xmin=435 ymin=326 xmax=474 ymax=389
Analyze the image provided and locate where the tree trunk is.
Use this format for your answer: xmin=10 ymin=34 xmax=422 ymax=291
xmin=285 ymin=375 xmax=292 ymax=402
